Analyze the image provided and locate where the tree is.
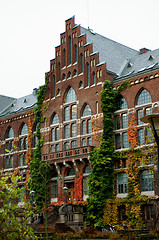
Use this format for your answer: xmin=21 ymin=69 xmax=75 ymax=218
xmin=0 ymin=173 xmax=37 ymax=240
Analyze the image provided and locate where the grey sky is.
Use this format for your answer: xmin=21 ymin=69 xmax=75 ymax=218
xmin=1 ymin=0 xmax=159 ymax=98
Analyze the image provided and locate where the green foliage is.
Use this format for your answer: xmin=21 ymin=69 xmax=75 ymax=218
xmin=0 ymin=174 xmax=37 ymax=240
xmin=86 ymin=80 xmax=128 ymax=228
xmin=29 ymin=83 xmax=51 ymax=211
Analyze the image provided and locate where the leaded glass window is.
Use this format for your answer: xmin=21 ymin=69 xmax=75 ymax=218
xmin=64 ymin=106 xmax=70 ymax=121
xmin=71 ymin=123 xmax=77 ymax=137
xmin=137 ymin=109 xmax=143 ymax=125
xmin=83 ymin=176 xmax=89 ymax=196
xmin=51 ymin=181 xmax=58 ymax=198
xmin=64 ymin=142 xmax=70 ymax=150
xmin=6 ymin=127 xmax=14 ymax=139
xmin=52 ymin=114 xmax=59 ymax=125
xmin=82 ymin=138 xmax=86 ymax=147
xmin=145 ymin=107 xmax=152 ymax=116
xmin=83 ymin=165 xmax=91 ymax=173
xmin=141 ymin=170 xmax=154 ymax=191
xmin=20 ymin=124 xmax=28 ymax=135
xmin=137 ymin=128 xmax=145 ymax=145
xmin=71 ymin=140 xmax=77 ymax=149
xmin=114 ymin=115 xmax=120 ymax=130
xmin=64 ymin=125 xmax=70 ymax=139
xmin=115 ymin=134 xmax=121 ymax=150
xmin=82 ymin=105 xmax=91 ymax=116
xmin=122 ymin=132 xmax=129 ymax=149
xmin=122 ymin=113 xmax=128 ymax=129
xmin=137 ymin=89 xmax=152 ymax=105
xmin=116 ymin=96 xmax=127 ymax=110
xmin=67 ymin=168 xmax=75 ymax=176
xmin=65 ymin=88 xmax=76 ymax=103
xmin=87 ymin=119 xmax=92 ymax=133
xmin=71 ymin=105 xmax=77 ymax=119
xmin=117 ymin=172 xmax=128 ymax=194
xmin=82 ymin=120 xmax=86 ymax=135
xmin=87 ymin=137 xmax=92 ymax=146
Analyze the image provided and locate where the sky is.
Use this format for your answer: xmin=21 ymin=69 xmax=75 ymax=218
xmin=1 ymin=0 xmax=159 ymax=98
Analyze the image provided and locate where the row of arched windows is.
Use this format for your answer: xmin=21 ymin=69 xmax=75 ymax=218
xmin=114 ymin=88 xmax=153 ymax=150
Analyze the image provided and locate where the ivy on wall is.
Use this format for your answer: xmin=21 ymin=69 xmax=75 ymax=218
xmin=103 ymin=114 xmax=151 ymax=230
xmin=28 ymin=80 xmax=51 ymax=211
xmin=86 ymin=80 xmax=129 ymax=228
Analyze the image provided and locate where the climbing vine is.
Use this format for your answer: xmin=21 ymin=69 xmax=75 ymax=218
xmin=86 ymin=80 xmax=129 ymax=228
xmin=103 ymin=113 xmax=151 ymax=230
xmin=28 ymin=79 xmax=51 ymax=211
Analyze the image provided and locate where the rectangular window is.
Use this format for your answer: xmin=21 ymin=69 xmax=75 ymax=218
xmin=87 ymin=119 xmax=91 ymax=134
xmin=51 ymin=145 xmax=55 ymax=153
xmin=137 ymin=128 xmax=145 ymax=145
xmin=82 ymin=138 xmax=86 ymax=147
xmin=71 ymin=105 xmax=77 ymax=119
xmin=51 ymin=128 xmax=55 ymax=142
xmin=145 ymin=107 xmax=152 ymax=116
xmin=82 ymin=120 xmax=87 ymax=135
xmin=64 ymin=142 xmax=70 ymax=150
xmin=56 ymin=127 xmax=59 ymax=141
xmin=51 ymin=181 xmax=58 ymax=198
xmin=117 ymin=172 xmax=128 ymax=194
xmin=122 ymin=113 xmax=128 ymax=129
xmin=122 ymin=132 xmax=129 ymax=149
xmin=115 ymin=134 xmax=121 ymax=149
xmin=87 ymin=137 xmax=92 ymax=146
xmin=114 ymin=115 xmax=120 ymax=130
xmin=56 ymin=144 xmax=59 ymax=152
xmin=64 ymin=106 xmax=70 ymax=121
xmin=141 ymin=170 xmax=154 ymax=192
xmin=83 ymin=176 xmax=89 ymax=196
xmin=64 ymin=125 xmax=70 ymax=139
xmin=137 ymin=109 xmax=143 ymax=125
xmin=71 ymin=140 xmax=77 ymax=149
xmin=71 ymin=123 xmax=77 ymax=137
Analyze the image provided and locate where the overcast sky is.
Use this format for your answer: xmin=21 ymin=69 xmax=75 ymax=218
xmin=1 ymin=0 xmax=159 ymax=98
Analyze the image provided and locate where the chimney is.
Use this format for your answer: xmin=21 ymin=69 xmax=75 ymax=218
xmin=140 ymin=48 xmax=151 ymax=54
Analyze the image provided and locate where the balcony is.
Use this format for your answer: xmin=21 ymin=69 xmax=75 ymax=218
xmin=43 ymin=145 xmax=94 ymax=162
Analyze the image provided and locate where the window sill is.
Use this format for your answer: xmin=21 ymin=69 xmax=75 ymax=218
xmin=117 ymin=193 xmax=128 ymax=198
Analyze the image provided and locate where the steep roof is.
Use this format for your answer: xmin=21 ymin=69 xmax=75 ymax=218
xmin=0 ymin=93 xmax=37 ymax=118
xmin=81 ymin=27 xmax=139 ymax=76
xmin=0 ymin=95 xmax=16 ymax=114
xmin=117 ymin=48 xmax=159 ymax=79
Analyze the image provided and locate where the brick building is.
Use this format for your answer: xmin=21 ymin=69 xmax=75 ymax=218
xmin=1 ymin=16 xmax=159 ymax=228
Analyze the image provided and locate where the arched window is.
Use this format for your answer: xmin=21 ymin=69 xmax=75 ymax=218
xmin=82 ymin=104 xmax=91 ymax=116
xmin=20 ymin=124 xmax=28 ymax=136
xmin=67 ymin=168 xmax=76 ymax=176
xmin=6 ymin=127 xmax=14 ymax=139
xmin=64 ymin=87 xmax=77 ymax=103
xmin=136 ymin=89 xmax=152 ymax=105
xmin=51 ymin=113 xmax=60 ymax=143
xmin=52 ymin=114 xmax=59 ymax=125
xmin=83 ymin=165 xmax=91 ymax=174
xmin=116 ymin=96 xmax=127 ymax=110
